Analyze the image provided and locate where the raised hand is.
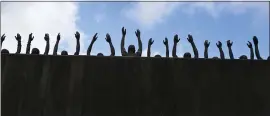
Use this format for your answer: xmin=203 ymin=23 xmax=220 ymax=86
xmin=204 ymin=40 xmax=210 ymax=48
xmin=28 ymin=33 xmax=34 ymax=42
xmin=247 ymin=41 xmax=252 ymax=48
xmin=105 ymin=33 xmax=111 ymax=43
xmin=87 ymin=33 xmax=98 ymax=56
xmin=57 ymin=33 xmax=61 ymax=41
xmin=163 ymin=37 xmax=168 ymax=46
xmin=227 ymin=40 xmax=234 ymax=59
xmin=135 ymin=29 xmax=141 ymax=38
xmin=173 ymin=34 xmax=180 ymax=44
xmin=26 ymin=33 xmax=34 ymax=54
xmin=1 ymin=34 xmax=6 ymax=42
xmin=44 ymin=33 xmax=50 ymax=55
xmin=15 ymin=33 xmax=21 ymax=41
xmin=44 ymin=33 xmax=50 ymax=41
xmin=252 ymin=36 xmax=262 ymax=60
xmin=187 ymin=34 xmax=194 ymax=43
xmin=75 ymin=31 xmax=80 ymax=40
xmin=227 ymin=40 xmax=233 ymax=47
xmin=92 ymin=33 xmax=98 ymax=42
xmin=204 ymin=40 xmax=210 ymax=59
xmin=122 ymin=27 xmax=126 ymax=36
xmin=148 ymin=38 xmax=154 ymax=46
xmin=121 ymin=27 xmax=127 ymax=56
xmin=253 ymin=36 xmax=258 ymax=45
xmin=216 ymin=41 xmax=222 ymax=48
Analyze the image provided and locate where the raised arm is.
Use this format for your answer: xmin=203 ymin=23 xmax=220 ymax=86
xmin=53 ymin=33 xmax=61 ymax=55
xmin=15 ymin=33 xmax=22 ymax=54
xmin=204 ymin=40 xmax=210 ymax=58
xmin=105 ymin=33 xmax=115 ymax=56
xmin=135 ymin=29 xmax=142 ymax=56
xmin=253 ymin=36 xmax=263 ymax=60
xmin=147 ymin=38 xmax=154 ymax=57
xmin=187 ymin=34 xmax=199 ymax=58
xmin=74 ymin=31 xmax=80 ymax=55
xmin=87 ymin=33 xmax=98 ymax=56
xmin=247 ymin=41 xmax=254 ymax=60
xmin=216 ymin=41 xmax=225 ymax=59
xmin=1 ymin=34 xmax=6 ymax=47
xmin=227 ymin=40 xmax=234 ymax=59
xmin=172 ymin=34 xmax=180 ymax=58
xmin=44 ymin=33 xmax=50 ymax=55
xmin=121 ymin=27 xmax=127 ymax=56
xmin=163 ymin=37 xmax=169 ymax=58
xmin=26 ymin=33 xmax=34 ymax=54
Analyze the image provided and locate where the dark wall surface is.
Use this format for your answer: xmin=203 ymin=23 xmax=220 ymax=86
xmin=1 ymin=54 xmax=270 ymax=116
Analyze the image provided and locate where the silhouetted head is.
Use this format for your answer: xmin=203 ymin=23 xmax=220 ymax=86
xmin=183 ymin=52 xmax=191 ymax=58
xmin=61 ymin=50 xmax=68 ymax=55
xmin=97 ymin=53 xmax=104 ymax=56
xmin=128 ymin=45 xmax=136 ymax=54
xmin=212 ymin=57 xmax=219 ymax=59
xmin=154 ymin=54 xmax=162 ymax=58
xmin=31 ymin=48 xmax=40 ymax=55
xmin=239 ymin=55 xmax=247 ymax=60
xmin=267 ymin=56 xmax=270 ymax=60
xmin=1 ymin=49 xmax=9 ymax=54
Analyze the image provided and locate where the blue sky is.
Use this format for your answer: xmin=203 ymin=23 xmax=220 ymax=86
xmin=1 ymin=2 xmax=269 ymax=58
xmin=70 ymin=2 xmax=269 ymax=58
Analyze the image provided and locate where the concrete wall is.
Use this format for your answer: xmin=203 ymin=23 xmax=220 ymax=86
xmin=1 ymin=54 xmax=270 ymax=116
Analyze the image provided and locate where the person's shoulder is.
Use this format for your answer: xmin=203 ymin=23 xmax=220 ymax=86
xmin=136 ymin=52 xmax=141 ymax=56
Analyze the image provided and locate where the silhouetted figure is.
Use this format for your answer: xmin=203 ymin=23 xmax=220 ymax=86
xmin=44 ymin=33 xmax=50 ymax=55
xmin=1 ymin=49 xmax=9 ymax=54
xmin=31 ymin=48 xmax=40 ymax=55
xmin=239 ymin=55 xmax=247 ymax=59
xmin=1 ymin=34 xmax=6 ymax=47
xmin=15 ymin=33 xmax=22 ymax=54
xmin=204 ymin=40 xmax=210 ymax=58
xmin=183 ymin=52 xmax=191 ymax=58
xmin=212 ymin=57 xmax=219 ymax=59
xmin=74 ymin=31 xmax=80 ymax=55
xmin=97 ymin=53 xmax=104 ymax=56
xmin=172 ymin=34 xmax=180 ymax=58
xmin=147 ymin=38 xmax=154 ymax=57
xmin=187 ymin=34 xmax=199 ymax=58
xmin=253 ymin=36 xmax=263 ymax=60
xmin=163 ymin=37 xmax=169 ymax=57
xmin=121 ymin=27 xmax=142 ymax=56
xmin=155 ymin=55 xmax=161 ymax=57
xmin=105 ymin=33 xmax=115 ymax=56
xmin=267 ymin=56 xmax=270 ymax=60
xmin=227 ymin=40 xmax=234 ymax=59
xmin=247 ymin=41 xmax=254 ymax=60
xmin=87 ymin=33 xmax=98 ymax=56
xmin=216 ymin=41 xmax=225 ymax=59
xmin=53 ymin=33 xmax=61 ymax=55
xmin=26 ymin=33 xmax=34 ymax=54
xmin=61 ymin=50 xmax=68 ymax=55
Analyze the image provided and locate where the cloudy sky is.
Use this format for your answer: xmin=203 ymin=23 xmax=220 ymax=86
xmin=1 ymin=1 xmax=269 ymax=58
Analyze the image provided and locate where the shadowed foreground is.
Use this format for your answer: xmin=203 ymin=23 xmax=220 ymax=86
xmin=1 ymin=54 xmax=270 ymax=116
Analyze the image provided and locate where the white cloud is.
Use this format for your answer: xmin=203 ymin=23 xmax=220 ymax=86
xmin=124 ymin=2 xmax=181 ymax=29
xmin=124 ymin=2 xmax=268 ymax=29
xmin=1 ymin=2 xmax=86 ymax=54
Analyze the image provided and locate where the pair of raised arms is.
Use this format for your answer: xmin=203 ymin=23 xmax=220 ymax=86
xmin=0 ymin=32 xmax=268 ymax=60
xmin=146 ymin=34 xmax=199 ymax=58
xmin=0 ymin=32 xmax=80 ymax=55
xmin=146 ymin=34 xmax=264 ymax=60
xmin=213 ymin=36 xmax=261 ymax=60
